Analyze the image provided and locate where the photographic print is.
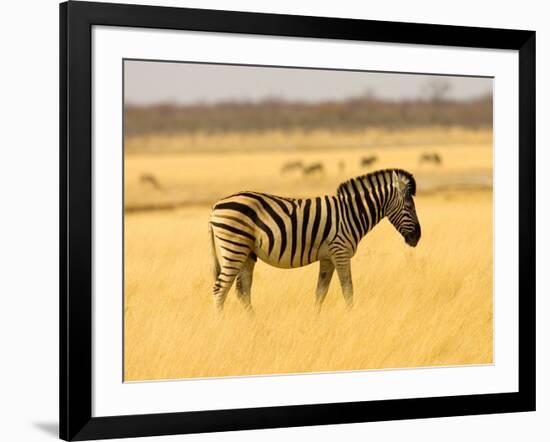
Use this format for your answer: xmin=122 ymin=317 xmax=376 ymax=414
xmin=123 ymin=60 xmax=493 ymax=382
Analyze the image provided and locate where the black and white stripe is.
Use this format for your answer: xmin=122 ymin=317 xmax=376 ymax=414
xmin=209 ymin=168 xmax=421 ymax=312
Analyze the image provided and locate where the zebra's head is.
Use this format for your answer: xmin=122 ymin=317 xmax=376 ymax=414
xmin=386 ymin=170 xmax=421 ymax=247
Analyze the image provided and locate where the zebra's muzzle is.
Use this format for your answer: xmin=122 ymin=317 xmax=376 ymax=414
xmin=404 ymin=225 xmax=421 ymax=247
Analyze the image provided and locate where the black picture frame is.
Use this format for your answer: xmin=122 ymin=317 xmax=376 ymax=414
xmin=60 ymin=1 xmax=536 ymax=440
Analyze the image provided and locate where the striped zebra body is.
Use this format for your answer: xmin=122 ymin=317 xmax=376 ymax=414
xmin=211 ymin=193 xmax=339 ymax=269
xmin=209 ymin=168 xmax=421 ymax=312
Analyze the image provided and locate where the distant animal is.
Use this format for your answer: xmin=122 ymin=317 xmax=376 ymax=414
xmin=208 ymin=169 xmax=421 ymax=313
xmin=361 ymin=155 xmax=378 ymax=168
xmin=281 ymin=160 xmax=304 ymax=174
xmin=338 ymin=161 xmax=346 ymax=173
xmin=139 ymin=173 xmax=164 ymax=191
xmin=303 ymin=162 xmax=325 ymax=176
xmin=419 ymin=153 xmax=442 ymax=165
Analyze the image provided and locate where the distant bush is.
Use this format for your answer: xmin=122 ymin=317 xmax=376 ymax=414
xmin=124 ymin=95 xmax=492 ymax=137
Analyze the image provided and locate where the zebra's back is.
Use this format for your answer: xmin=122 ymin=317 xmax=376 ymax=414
xmin=210 ymin=191 xmax=338 ymax=269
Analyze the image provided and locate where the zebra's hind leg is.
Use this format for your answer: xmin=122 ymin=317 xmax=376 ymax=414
xmin=213 ymin=259 xmax=247 ymax=313
xmin=315 ymin=259 xmax=335 ymax=312
xmin=334 ymin=259 xmax=354 ymax=309
xmin=235 ymin=254 xmax=256 ymax=314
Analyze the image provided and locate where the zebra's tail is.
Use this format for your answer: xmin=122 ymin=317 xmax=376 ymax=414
xmin=209 ymin=221 xmax=221 ymax=282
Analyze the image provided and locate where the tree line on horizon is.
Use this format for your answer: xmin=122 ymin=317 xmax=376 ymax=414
xmin=124 ymin=93 xmax=492 ymax=137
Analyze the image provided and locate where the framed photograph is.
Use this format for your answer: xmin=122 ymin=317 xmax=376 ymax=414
xmin=60 ymin=1 xmax=535 ymax=440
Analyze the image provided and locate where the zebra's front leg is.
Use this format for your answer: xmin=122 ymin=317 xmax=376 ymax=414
xmin=236 ymin=256 xmax=256 ymax=315
xmin=334 ymin=259 xmax=354 ymax=309
xmin=315 ymin=259 xmax=334 ymax=312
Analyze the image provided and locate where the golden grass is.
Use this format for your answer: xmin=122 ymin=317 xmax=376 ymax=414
xmin=124 ymin=128 xmax=493 ymax=381
xmin=125 ymin=143 xmax=492 ymax=210
xmin=124 ymin=190 xmax=493 ymax=381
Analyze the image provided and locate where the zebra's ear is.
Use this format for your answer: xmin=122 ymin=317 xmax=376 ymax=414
xmin=392 ymin=171 xmax=407 ymax=192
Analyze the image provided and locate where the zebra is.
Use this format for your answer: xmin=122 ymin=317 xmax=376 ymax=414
xmin=303 ymin=162 xmax=324 ymax=176
xmin=361 ymin=155 xmax=378 ymax=168
xmin=139 ymin=173 xmax=164 ymax=191
xmin=208 ymin=168 xmax=421 ymax=313
xmin=281 ymin=160 xmax=304 ymax=174
xmin=419 ymin=153 xmax=442 ymax=165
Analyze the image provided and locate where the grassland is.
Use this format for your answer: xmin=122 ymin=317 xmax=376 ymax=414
xmin=123 ymin=128 xmax=493 ymax=381
xmin=125 ymin=127 xmax=492 ymax=211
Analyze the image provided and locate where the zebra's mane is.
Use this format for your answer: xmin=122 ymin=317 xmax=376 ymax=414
xmin=336 ymin=169 xmax=416 ymax=197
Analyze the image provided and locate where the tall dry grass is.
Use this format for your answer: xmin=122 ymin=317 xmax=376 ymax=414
xmin=124 ymin=190 xmax=492 ymax=381
xmin=124 ymin=126 xmax=493 ymax=381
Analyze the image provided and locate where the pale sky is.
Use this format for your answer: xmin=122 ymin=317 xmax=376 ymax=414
xmin=124 ymin=59 xmax=493 ymax=105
